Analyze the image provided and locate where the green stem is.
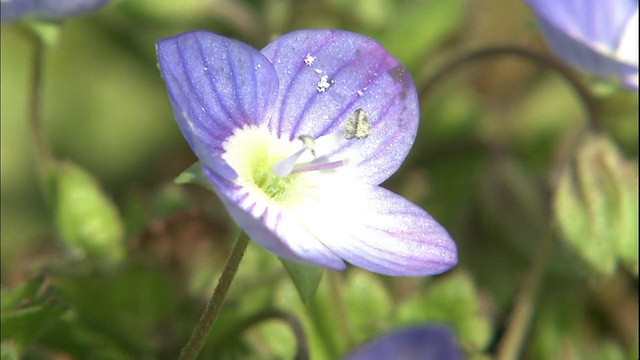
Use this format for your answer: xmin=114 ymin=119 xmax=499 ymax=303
xmin=417 ymin=45 xmax=600 ymax=360
xmin=27 ymin=30 xmax=54 ymax=201
xmin=178 ymin=231 xmax=251 ymax=360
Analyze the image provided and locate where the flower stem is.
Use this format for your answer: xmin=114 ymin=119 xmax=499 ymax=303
xmin=27 ymin=30 xmax=54 ymax=201
xmin=417 ymin=45 xmax=600 ymax=360
xmin=178 ymin=231 xmax=251 ymax=360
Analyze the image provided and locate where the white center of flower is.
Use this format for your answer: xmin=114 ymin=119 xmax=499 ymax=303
xmin=222 ymin=110 xmax=371 ymax=204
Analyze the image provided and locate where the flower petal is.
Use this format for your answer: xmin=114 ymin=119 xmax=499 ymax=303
xmin=525 ymin=0 xmax=636 ymax=48
xmin=617 ymin=10 xmax=639 ymax=89
xmin=296 ymin=182 xmax=457 ymax=276
xmin=1 ymin=0 xmax=33 ymax=23
xmin=536 ymin=15 xmax=638 ymax=79
xmin=157 ymin=31 xmax=280 ymax=178
xmin=203 ymin=166 xmax=347 ymax=270
xmin=526 ymin=0 xmax=638 ymax=89
xmin=342 ymin=325 xmax=464 ymax=360
xmin=260 ymin=29 xmax=419 ymax=185
xmin=31 ymin=0 xmax=108 ymax=19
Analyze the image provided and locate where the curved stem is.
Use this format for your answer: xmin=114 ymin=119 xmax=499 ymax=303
xmin=417 ymin=45 xmax=600 ymax=360
xmin=212 ymin=309 xmax=309 ymax=360
xmin=418 ymin=46 xmax=601 ymax=132
xmin=178 ymin=231 xmax=251 ymax=360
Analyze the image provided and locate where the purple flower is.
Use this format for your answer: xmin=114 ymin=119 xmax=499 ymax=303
xmin=525 ymin=0 xmax=638 ymax=90
xmin=1 ymin=0 xmax=108 ymax=24
xmin=156 ymin=30 xmax=457 ymax=276
xmin=342 ymin=325 xmax=464 ymax=360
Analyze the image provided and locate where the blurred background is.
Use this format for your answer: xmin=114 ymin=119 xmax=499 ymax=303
xmin=1 ymin=0 xmax=637 ymax=359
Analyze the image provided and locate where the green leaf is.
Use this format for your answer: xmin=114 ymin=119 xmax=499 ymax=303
xmin=280 ymin=259 xmax=324 ymax=303
xmin=1 ymin=299 xmax=66 ymax=354
xmin=49 ymin=266 xmax=177 ymax=356
xmin=52 ymin=161 xmax=125 ymax=264
xmin=1 ymin=278 xmax=66 ymax=355
xmin=1 ymin=279 xmax=42 ymax=312
xmin=1 ymin=341 xmax=19 ymax=360
xmin=174 ymin=162 xmax=214 ymax=192
xmin=343 ymin=271 xmax=392 ymax=343
xmin=553 ymin=134 xmax=638 ymax=275
xmin=395 ymin=272 xmax=491 ymax=352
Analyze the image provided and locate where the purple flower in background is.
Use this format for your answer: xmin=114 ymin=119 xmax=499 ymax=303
xmin=342 ymin=325 xmax=464 ymax=360
xmin=157 ymin=30 xmax=457 ymax=276
xmin=525 ymin=0 xmax=639 ymax=90
xmin=1 ymin=0 xmax=108 ymax=24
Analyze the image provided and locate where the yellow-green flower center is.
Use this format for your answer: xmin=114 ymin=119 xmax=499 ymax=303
xmin=223 ymin=126 xmax=308 ymax=204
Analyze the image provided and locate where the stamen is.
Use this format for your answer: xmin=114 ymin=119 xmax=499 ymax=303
xmin=290 ymin=159 xmax=348 ymax=174
xmin=272 ymin=109 xmax=372 ymax=178
xmin=272 ymin=147 xmax=307 ymax=177
xmin=272 ymin=134 xmax=319 ymax=177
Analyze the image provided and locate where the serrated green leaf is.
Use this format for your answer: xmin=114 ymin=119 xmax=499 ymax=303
xmin=280 ymin=259 xmax=324 ymax=303
xmin=395 ymin=272 xmax=491 ymax=352
xmin=52 ymin=161 xmax=125 ymax=264
xmin=174 ymin=162 xmax=214 ymax=191
xmin=553 ymin=135 xmax=638 ymax=275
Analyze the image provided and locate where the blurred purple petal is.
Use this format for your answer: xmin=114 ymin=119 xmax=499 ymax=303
xmin=1 ymin=0 xmax=107 ymax=23
xmin=526 ymin=0 xmax=635 ymax=46
xmin=526 ymin=0 xmax=638 ymax=90
xmin=1 ymin=0 xmax=34 ymax=23
xmin=342 ymin=326 xmax=464 ymax=360
xmin=31 ymin=0 xmax=108 ymax=19
xmin=261 ymin=30 xmax=419 ymax=184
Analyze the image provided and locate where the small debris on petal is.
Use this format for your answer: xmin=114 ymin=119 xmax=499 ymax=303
xmin=304 ymin=53 xmax=316 ymax=66
xmin=317 ymin=75 xmax=333 ymax=93
xmin=344 ymin=109 xmax=371 ymax=139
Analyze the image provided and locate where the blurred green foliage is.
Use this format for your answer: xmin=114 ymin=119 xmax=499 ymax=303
xmin=1 ymin=0 xmax=637 ymax=359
